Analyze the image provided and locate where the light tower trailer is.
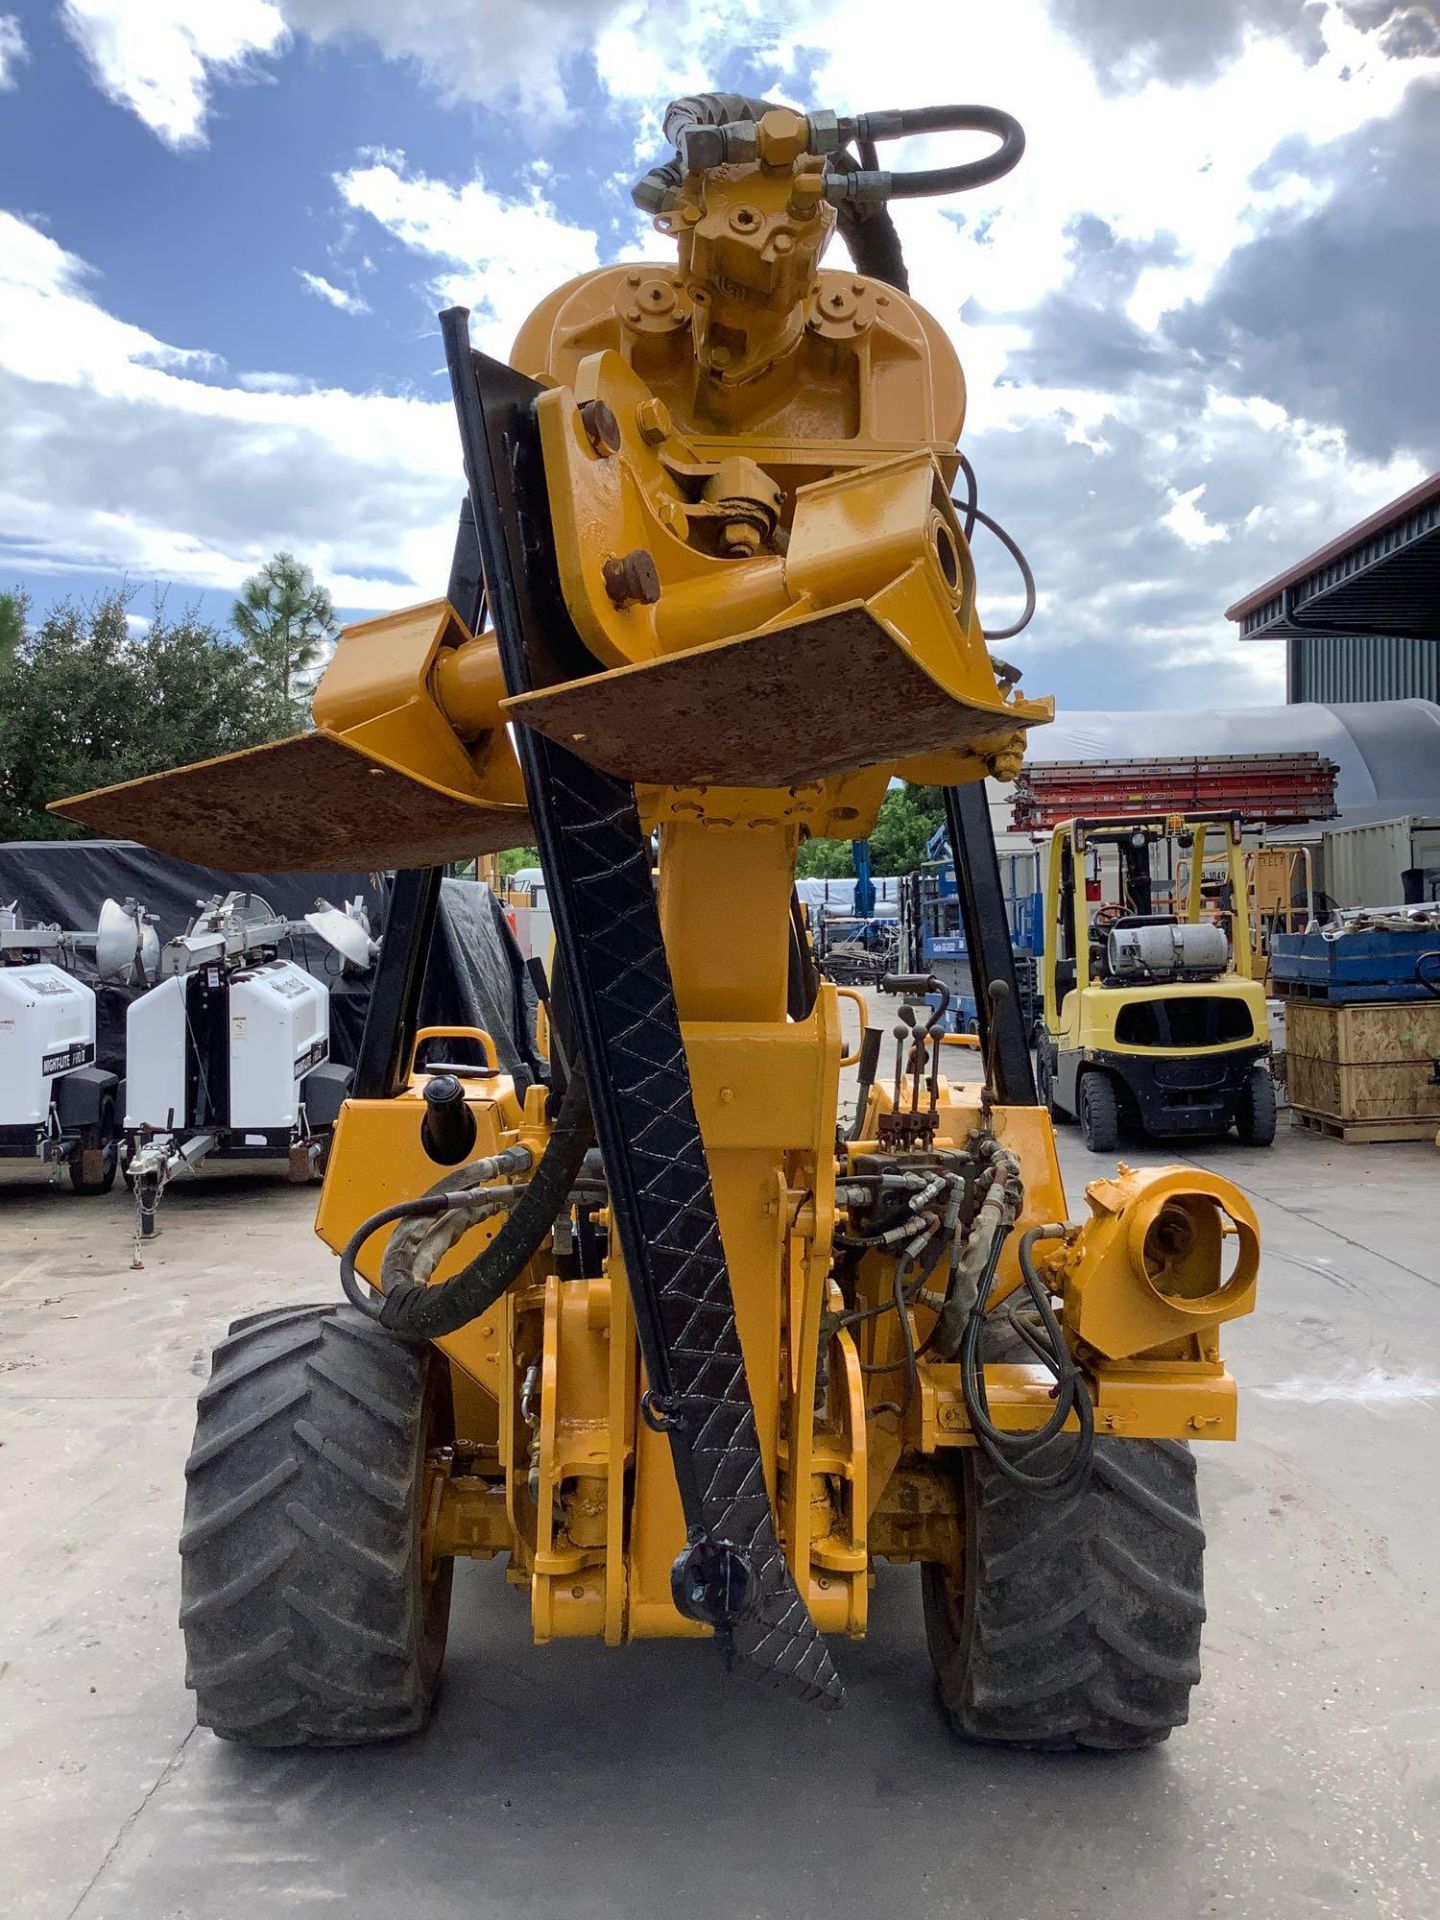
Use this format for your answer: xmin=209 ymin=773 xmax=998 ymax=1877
xmin=124 ymin=892 xmax=353 ymax=1233
xmin=0 ymin=907 xmax=122 ymax=1194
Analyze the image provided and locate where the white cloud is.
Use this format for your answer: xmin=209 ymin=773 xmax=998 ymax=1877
xmin=0 ymin=13 xmax=26 ymax=90
xmin=284 ymin=0 xmax=665 ymax=118
xmin=61 ymin=0 xmax=285 ymax=147
xmin=297 ymin=269 xmax=370 ymax=315
xmin=1161 ymin=483 xmax=1230 ymax=548
xmin=22 ymin=0 xmax=1440 ymax=713
xmin=0 ymin=209 xmax=455 ymax=608
xmin=336 ymin=157 xmax=599 ymax=357
xmin=237 ymin=368 xmax=314 ymax=393
xmin=60 ymin=0 xmax=716 ymax=143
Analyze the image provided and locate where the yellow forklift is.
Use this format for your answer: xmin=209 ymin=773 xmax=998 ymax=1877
xmin=1036 ymin=813 xmax=1276 ymax=1151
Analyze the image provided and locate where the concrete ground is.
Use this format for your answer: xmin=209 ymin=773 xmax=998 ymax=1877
xmin=3 ymin=1077 xmax=1438 ymax=1920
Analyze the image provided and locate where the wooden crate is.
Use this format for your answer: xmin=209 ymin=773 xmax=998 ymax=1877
xmin=1287 ymin=998 xmax=1440 ymax=1132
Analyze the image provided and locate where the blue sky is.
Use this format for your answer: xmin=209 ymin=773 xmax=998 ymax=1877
xmin=1 ymin=1 xmax=1437 ymax=711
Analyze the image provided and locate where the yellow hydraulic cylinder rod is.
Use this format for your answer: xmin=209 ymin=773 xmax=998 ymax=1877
xmin=433 ymin=634 xmax=511 ymax=739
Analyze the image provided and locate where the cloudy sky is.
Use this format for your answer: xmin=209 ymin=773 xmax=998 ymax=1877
xmin=1 ymin=0 xmax=1437 ymax=712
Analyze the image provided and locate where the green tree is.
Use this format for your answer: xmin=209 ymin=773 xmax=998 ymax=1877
xmin=795 ymin=834 xmax=855 ymax=880
xmin=0 ymin=591 xmax=295 ymax=841
xmin=869 ymin=783 xmax=946 ymax=874
xmin=795 ymin=783 xmax=947 ymax=880
xmin=231 ymin=551 xmax=337 ymax=710
xmin=0 ymin=588 xmax=25 ymax=668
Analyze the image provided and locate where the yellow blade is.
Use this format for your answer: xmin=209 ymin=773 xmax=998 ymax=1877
xmin=50 ymin=730 xmax=532 ymax=870
xmin=504 ymin=603 xmax=1050 ymax=788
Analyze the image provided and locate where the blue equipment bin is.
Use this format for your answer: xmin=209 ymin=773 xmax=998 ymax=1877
xmin=1271 ymin=928 xmax=1440 ymax=1003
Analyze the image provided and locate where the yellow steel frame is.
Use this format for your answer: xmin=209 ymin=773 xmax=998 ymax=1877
xmin=64 ymin=103 xmax=1262 ymax=1653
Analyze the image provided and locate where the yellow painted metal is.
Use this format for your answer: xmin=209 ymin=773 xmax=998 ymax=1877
xmin=834 ymin=988 xmax=869 ymax=1067
xmin=1042 ymin=815 xmax=1270 ymax=1060
xmin=510 ymin=266 xmax=966 ymax=480
xmin=1054 ymin=1163 xmax=1259 ymax=1361
xmin=521 ymin=349 xmax=1050 ymax=786
xmin=50 ymin=598 xmax=532 ymax=866
xmin=79 ymin=103 xmax=1263 ymax=1664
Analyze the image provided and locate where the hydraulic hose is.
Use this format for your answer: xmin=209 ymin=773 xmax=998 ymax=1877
xmin=381 ymin=1062 xmax=592 ymax=1338
xmin=339 ymin=1064 xmax=594 ymax=1339
xmin=829 ymin=151 xmax=910 ymax=293
xmin=825 ymin=105 xmax=1025 ymax=204
xmin=633 ymin=92 xmax=782 ymax=212
xmin=959 ymin=1223 xmax=1095 ymax=1496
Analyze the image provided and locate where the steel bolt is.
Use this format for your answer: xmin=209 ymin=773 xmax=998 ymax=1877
xmin=635 ymin=396 xmax=672 ymax=445
xmin=578 ymin=398 xmax=621 ymax=457
xmin=602 ymin=549 xmax=661 ymax=608
xmin=720 ymin=520 xmax=762 ymax=558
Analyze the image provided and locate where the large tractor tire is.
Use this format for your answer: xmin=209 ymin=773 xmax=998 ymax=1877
xmin=1234 ymin=1064 xmax=1278 ymax=1147
xmin=180 ymin=1304 xmax=453 ymax=1748
xmin=923 ymin=1433 xmax=1206 ymax=1751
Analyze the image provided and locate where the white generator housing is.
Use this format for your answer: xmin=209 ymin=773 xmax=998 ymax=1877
xmin=125 ymin=959 xmax=329 ymax=1137
xmin=0 ymin=964 xmax=97 ymax=1127
xmin=124 ymin=974 xmax=187 ymax=1131
xmin=229 ymin=963 xmax=329 ymax=1130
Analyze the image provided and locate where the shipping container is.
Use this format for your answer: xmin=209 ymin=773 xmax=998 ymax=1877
xmin=1321 ymin=817 xmax=1440 ymax=909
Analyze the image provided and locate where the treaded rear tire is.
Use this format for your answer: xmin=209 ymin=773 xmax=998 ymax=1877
xmin=179 ymin=1304 xmax=453 ymax=1748
xmin=1234 ymin=1063 xmax=1277 ymax=1147
xmin=1079 ymin=1070 xmax=1120 ymax=1152
xmin=923 ymin=1435 xmax=1206 ymax=1751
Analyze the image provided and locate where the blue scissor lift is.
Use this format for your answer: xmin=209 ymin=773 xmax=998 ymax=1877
xmin=901 ymin=824 xmax=1044 ymax=1037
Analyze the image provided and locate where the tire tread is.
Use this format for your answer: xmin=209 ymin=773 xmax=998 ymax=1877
xmin=179 ymin=1303 xmax=449 ymax=1749
xmin=925 ymin=1432 xmax=1207 ymax=1752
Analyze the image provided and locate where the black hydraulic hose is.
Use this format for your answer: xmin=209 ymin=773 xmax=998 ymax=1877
xmin=830 ymin=151 xmax=910 ymax=293
xmin=379 ymin=1062 xmax=593 ymax=1339
xmin=828 ymin=105 xmax=1025 ymax=203
xmin=340 ymin=1196 xmax=452 ymax=1320
xmin=338 ymin=1065 xmax=593 ymax=1337
xmin=955 ymin=452 xmax=1037 ymax=641
xmin=960 ymin=1224 xmax=1095 ymax=1496
xmin=788 ymin=890 xmax=820 ymax=1020
xmin=634 ymin=91 xmax=782 ymax=212
xmin=662 ymin=90 xmax=779 ymax=145
xmin=847 ymin=1027 xmax=883 ymax=1141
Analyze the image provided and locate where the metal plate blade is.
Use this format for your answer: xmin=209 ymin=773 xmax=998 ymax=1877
xmin=505 ymin=605 xmax=1044 ymax=787
xmin=50 ymin=730 xmax=531 ymax=871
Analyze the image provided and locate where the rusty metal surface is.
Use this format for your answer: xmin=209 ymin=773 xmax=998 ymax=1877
xmin=50 ymin=731 xmax=532 ymax=870
xmin=504 ymin=603 xmax=1040 ymax=787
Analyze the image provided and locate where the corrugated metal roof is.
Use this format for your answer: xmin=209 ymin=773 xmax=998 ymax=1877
xmin=1226 ymin=472 xmax=1440 ymax=641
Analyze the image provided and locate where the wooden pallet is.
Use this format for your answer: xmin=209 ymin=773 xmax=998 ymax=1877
xmin=1290 ymin=1108 xmax=1438 ymax=1145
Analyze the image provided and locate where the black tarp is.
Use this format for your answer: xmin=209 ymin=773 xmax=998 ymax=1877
xmin=0 ymin=842 xmax=539 ymax=1091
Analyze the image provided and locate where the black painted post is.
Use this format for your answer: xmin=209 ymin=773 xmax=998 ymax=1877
xmin=943 ymin=781 xmax=1037 ymax=1105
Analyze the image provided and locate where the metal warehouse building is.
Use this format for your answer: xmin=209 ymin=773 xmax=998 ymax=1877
xmin=1226 ymin=471 xmax=1440 ymax=703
